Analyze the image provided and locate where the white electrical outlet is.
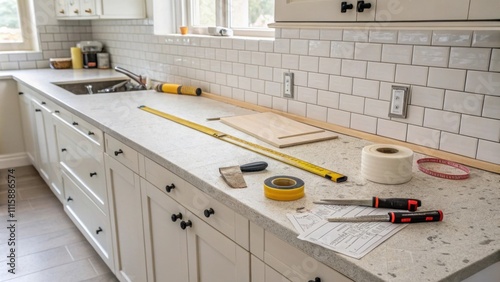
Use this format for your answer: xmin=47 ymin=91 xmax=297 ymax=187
xmin=389 ymin=86 xmax=409 ymax=118
xmin=283 ymin=72 xmax=293 ymax=98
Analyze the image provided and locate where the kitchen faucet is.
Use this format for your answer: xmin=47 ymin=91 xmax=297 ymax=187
xmin=114 ymin=66 xmax=147 ymax=90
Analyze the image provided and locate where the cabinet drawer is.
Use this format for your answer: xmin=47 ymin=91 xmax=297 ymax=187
xmin=62 ymin=170 xmax=113 ymax=268
xmin=58 ymin=131 xmax=107 ymax=213
xmin=144 ymin=157 xmax=240 ymax=241
xmin=264 ymin=232 xmax=352 ymax=282
xmin=72 ymin=115 xmax=104 ymax=147
xmin=105 ymin=134 xmax=139 ymax=173
xmin=54 ymin=114 xmax=103 ymax=161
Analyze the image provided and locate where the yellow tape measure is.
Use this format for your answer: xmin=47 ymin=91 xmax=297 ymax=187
xmin=138 ymin=105 xmax=347 ymax=183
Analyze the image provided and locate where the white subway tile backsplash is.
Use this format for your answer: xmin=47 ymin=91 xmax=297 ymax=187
xmin=232 ymin=88 xmax=245 ymax=100
xmin=449 ymin=47 xmax=491 ymax=71
xmin=308 ymin=73 xmax=330 ymax=90
xmin=309 ymin=40 xmax=330 ymax=57
xmin=300 ymin=29 xmax=320 ymax=39
xmin=343 ymin=30 xmax=369 ymax=42
xmin=364 ymin=98 xmax=390 ymax=118
xmin=318 ymin=90 xmax=339 ymax=109
xmin=472 ymin=31 xmax=500 ymax=48
xmin=245 ymin=39 xmax=259 ymax=51
xmin=319 ymin=57 xmax=341 ymax=75
xmin=239 ymin=77 xmax=251 ymax=90
xmin=465 ymin=71 xmax=500 ymax=96
xmin=407 ymin=125 xmax=440 ymax=148
xmin=354 ymin=43 xmax=382 ymax=62
xmin=341 ymin=60 xmax=367 ymax=78
xmin=294 ymin=71 xmax=308 ymax=87
xmin=331 ymin=41 xmax=354 ymax=59
xmin=398 ymin=30 xmax=432 ymax=45
xmin=412 ymin=46 xmax=450 ymax=67
xmin=440 ymin=132 xmax=478 ymax=158
xmin=428 ymin=68 xmax=466 ymax=91
xmin=369 ymin=30 xmax=398 ymax=44
xmin=252 ymin=52 xmax=266 ymax=65
xmin=483 ymin=96 xmax=500 ymax=119
xmin=288 ymin=100 xmax=307 ymax=116
xmin=258 ymin=94 xmax=272 ymax=108
xmin=251 ymin=78 xmax=265 ymax=93
xmin=353 ymin=79 xmax=380 ymax=99
xmin=477 ymin=140 xmax=500 ymax=164
xmin=282 ymin=54 xmax=299 ymax=70
xmin=272 ymin=97 xmax=288 ymax=112
xmin=320 ymin=29 xmax=343 ymax=41
xmin=339 ymin=94 xmax=365 ymax=114
xmin=327 ymin=109 xmax=351 ymax=127
xmin=238 ymin=51 xmax=252 ymax=64
xmin=366 ymin=62 xmax=395 ymax=82
xmin=259 ymin=40 xmax=274 ymax=52
xmin=265 ymin=81 xmax=281 ymax=96
xmin=258 ymin=66 xmax=272 ymax=80
xmin=424 ymin=108 xmax=461 ymax=133
xmin=299 ymin=56 xmax=319 ymax=72
xmin=290 ymin=39 xmax=309 ymax=55
xmin=392 ymin=105 xmax=425 ymax=126
xmin=233 ymin=63 xmax=245 ymax=76
xmin=395 ymin=65 xmax=428 ymax=86
xmin=432 ymin=30 xmax=472 ymax=47
xmin=307 ymin=104 xmax=328 ymax=122
xmin=382 ymin=44 xmax=413 ymax=64
xmin=351 ymin=114 xmax=377 ymax=134
xmin=273 ymin=69 xmax=286 ymax=83
xmin=377 ymin=119 xmax=408 ymax=141
xmin=266 ymin=53 xmax=282 ymax=68
xmin=461 ymin=115 xmax=500 ymax=142
xmin=444 ymin=90 xmax=484 ymax=116
xmin=275 ymin=39 xmax=291 ymax=53
xmin=281 ymin=29 xmax=300 ymax=39
xmin=490 ymin=49 xmax=500 ymax=72
xmin=244 ymin=90 xmax=258 ymax=104
xmin=297 ymin=86 xmax=318 ymax=104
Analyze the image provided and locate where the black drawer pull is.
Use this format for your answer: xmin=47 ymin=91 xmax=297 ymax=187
xmin=18 ymin=92 xmax=24 ymax=95
xmin=341 ymin=1 xmax=353 ymax=12
xmin=204 ymin=208 xmax=215 ymax=218
xmin=114 ymin=149 xmax=123 ymax=156
xmin=308 ymin=278 xmax=321 ymax=282
xmin=55 ymin=110 xmax=60 ymax=114
xmin=41 ymin=101 xmax=46 ymax=105
xmin=356 ymin=0 xmax=371 ymax=12
xmin=180 ymin=220 xmax=192 ymax=230
xmin=88 ymin=131 xmax=95 ymax=136
xmin=67 ymin=197 xmax=73 ymax=202
xmin=61 ymin=148 xmax=67 ymax=152
xmin=90 ymin=172 xmax=97 ymax=177
xmin=35 ymin=109 xmax=41 ymax=112
xmin=165 ymin=184 xmax=176 ymax=193
xmin=72 ymin=122 xmax=79 ymax=126
xmin=96 ymin=227 xmax=103 ymax=234
xmin=171 ymin=213 xmax=183 ymax=222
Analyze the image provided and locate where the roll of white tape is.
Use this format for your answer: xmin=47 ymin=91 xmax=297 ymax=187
xmin=361 ymin=144 xmax=414 ymax=184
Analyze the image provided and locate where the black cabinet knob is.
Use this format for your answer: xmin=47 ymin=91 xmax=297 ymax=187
xmin=114 ymin=149 xmax=123 ymax=156
xmin=341 ymin=1 xmax=353 ymax=13
xmin=165 ymin=183 xmax=176 ymax=193
xmin=90 ymin=172 xmax=97 ymax=177
xmin=88 ymin=131 xmax=95 ymax=136
xmin=308 ymin=278 xmax=321 ymax=282
xmin=180 ymin=220 xmax=192 ymax=230
xmin=18 ymin=92 xmax=24 ymax=95
xmin=67 ymin=197 xmax=73 ymax=202
xmin=61 ymin=148 xmax=67 ymax=152
xmin=72 ymin=122 xmax=79 ymax=126
xmin=171 ymin=212 xmax=183 ymax=222
xmin=204 ymin=208 xmax=215 ymax=218
xmin=357 ymin=0 xmax=371 ymax=12
xmin=41 ymin=101 xmax=46 ymax=105
xmin=35 ymin=109 xmax=41 ymax=112
xmin=96 ymin=227 xmax=103 ymax=234
xmin=55 ymin=110 xmax=60 ymax=114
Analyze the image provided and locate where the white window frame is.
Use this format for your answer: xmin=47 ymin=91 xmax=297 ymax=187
xmin=0 ymin=0 xmax=38 ymax=52
xmin=182 ymin=0 xmax=275 ymax=37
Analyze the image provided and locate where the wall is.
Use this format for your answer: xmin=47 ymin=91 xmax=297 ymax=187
xmin=91 ymin=20 xmax=500 ymax=166
xmin=0 ymin=0 xmax=92 ymax=70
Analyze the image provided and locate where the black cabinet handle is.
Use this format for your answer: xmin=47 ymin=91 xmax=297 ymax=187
xmin=165 ymin=184 xmax=176 ymax=193
xmin=55 ymin=110 xmax=60 ymax=114
xmin=90 ymin=172 xmax=97 ymax=177
xmin=204 ymin=208 xmax=215 ymax=218
xmin=357 ymin=0 xmax=371 ymax=12
xmin=341 ymin=1 xmax=353 ymax=13
xmin=171 ymin=213 xmax=183 ymax=222
xmin=35 ymin=109 xmax=41 ymax=112
xmin=180 ymin=220 xmax=192 ymax=230
xmin=61 ymin=148 xmax=67 ymax=152
xmin=88 ymin=131 xmax=95 ymax=136
xmin=41 ymin=101 xmax=46 ymax=105
xmin=308 ymin=278 xmax=321 ymax=282
xmin=67 ymin=197 xmax=73 ymax=202
xmin=72 ymin=122 xmax=79 ymax=126
xmin=18 ymin=92 xmax=24 ymax=95
xmin=114 ymin=149 xmax=123 ymax=156
xmin=96 ymin=227 xmax=103 ymax=234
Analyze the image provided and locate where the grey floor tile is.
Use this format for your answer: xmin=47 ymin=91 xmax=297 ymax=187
xmin=66 ymin=241 xmax=98 ymax=261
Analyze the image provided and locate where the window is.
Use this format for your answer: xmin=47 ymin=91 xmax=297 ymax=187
xmin=187 ymin=0 xmax=275 ymax=37
xmin=0 ymin=0 xmax=37 ymax=52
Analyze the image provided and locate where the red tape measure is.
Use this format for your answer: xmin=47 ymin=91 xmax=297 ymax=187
xmin=417 ymin=158 xmax=470 ymax=180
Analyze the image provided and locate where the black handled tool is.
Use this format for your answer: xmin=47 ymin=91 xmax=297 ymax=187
xmin=239 ymin=161 xmax=268 ymax=172
xmin=314 ymin=197 xmax=422 ymax=211
xmin=327 ymin=210 xmax=443 ymax=224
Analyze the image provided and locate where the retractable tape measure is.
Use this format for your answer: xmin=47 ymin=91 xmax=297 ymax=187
xmin=138 ymin=106 xmax=347 ymax=183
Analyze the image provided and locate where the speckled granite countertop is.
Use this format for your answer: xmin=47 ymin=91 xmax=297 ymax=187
xmin=3 ymin=69 xmax=500 ymax=282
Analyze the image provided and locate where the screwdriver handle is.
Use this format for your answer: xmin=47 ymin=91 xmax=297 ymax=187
xmin=240 ymin=161 xmax=268 ymax=172
xmin=390 ymin=210 xmax=443 ymax=223
xmin=373 ymin=197 xmax=422 ymax=211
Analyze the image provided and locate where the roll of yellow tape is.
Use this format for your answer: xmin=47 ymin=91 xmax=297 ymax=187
xmin=264 ymin=176 xmax=305 ymax=201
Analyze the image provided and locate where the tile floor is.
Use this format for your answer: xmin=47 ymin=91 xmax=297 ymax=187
xmin=0 ymin=166 xmax=118 ymax=282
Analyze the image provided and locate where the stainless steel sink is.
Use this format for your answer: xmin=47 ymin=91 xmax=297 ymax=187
xmin=54 ymin=79 xmax=143 ymax=95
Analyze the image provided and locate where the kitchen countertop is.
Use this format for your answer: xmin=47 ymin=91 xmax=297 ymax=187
xmin=3 ymin=69 xmax=500 ymax=282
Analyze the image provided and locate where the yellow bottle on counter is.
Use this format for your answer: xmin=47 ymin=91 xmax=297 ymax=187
xmin=71 ymin=47 xmax=83 ymax=69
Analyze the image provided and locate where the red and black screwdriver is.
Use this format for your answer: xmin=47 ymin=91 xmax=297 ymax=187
xmin=314 ymin=197 xmax=422 ymax=211
xmin=327 ymin=210 xmax=444 ymax=224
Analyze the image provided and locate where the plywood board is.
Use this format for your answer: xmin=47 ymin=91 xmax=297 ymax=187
xmin=220 ymin=112 xmax=337 ymax=148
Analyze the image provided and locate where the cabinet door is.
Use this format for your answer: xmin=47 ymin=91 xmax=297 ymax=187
xmin=55 ymin=0 xmax=68 ymax=17
xmin=275 ymin=0 xmax=357 ymax=22
xmin=67 ymin=0 xmax=82 ymax=17
xmin=18 ymin=93 xmax=37 ymax=166
xmin=105 ymin=154 xmax=147 ymax=282
xmin=80 ymin=0 xmax=97 ymax=16
xmin=142 ymin=181 xmax=189 ymax=282
xmin=186 ymin=212 xmax=250 ymax=282
xmin=100 ymin=0 xmax=146 ymax=19
xmin=32 ymin=100 xmax=50 ymax=180
xmin=469 ymin=0 xmax=500 ymax=20
xmin=375 ymin=0 xmax=470 ymax=21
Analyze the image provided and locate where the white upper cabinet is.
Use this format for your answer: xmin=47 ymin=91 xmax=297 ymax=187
xmin=275 ymin=0 xmax=499 ymax=22
xmin=55 ymin=0 xmax=145 ymax=20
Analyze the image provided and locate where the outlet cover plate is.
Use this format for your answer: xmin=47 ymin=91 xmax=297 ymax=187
xmin=283 ymin=72 xmax=294 ymax=98
xmin=388 ymin=86 xmax=410 ymax=118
